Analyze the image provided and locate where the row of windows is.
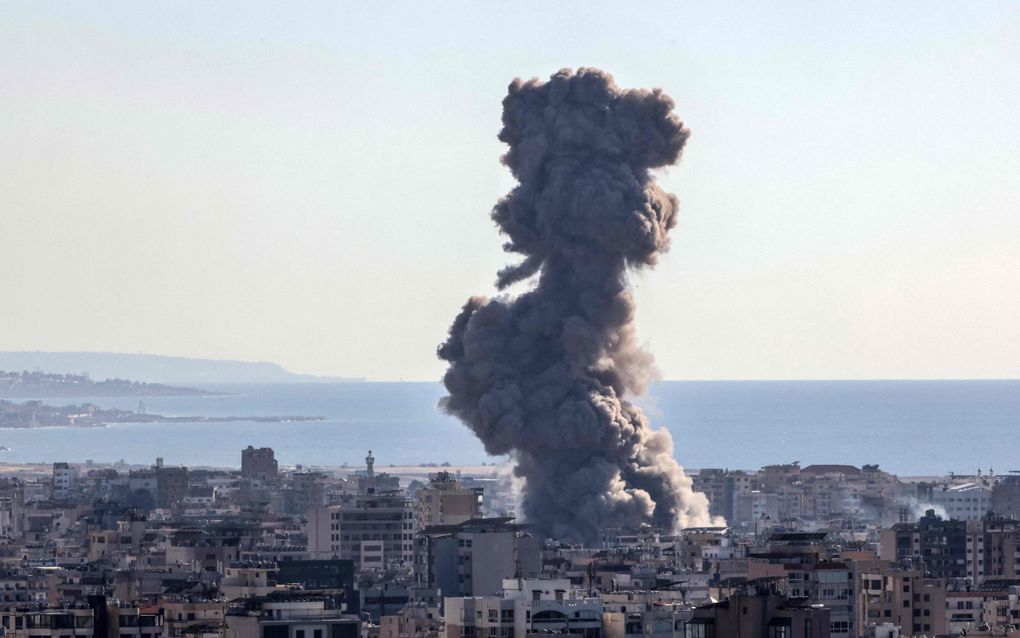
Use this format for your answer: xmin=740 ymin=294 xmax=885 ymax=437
xmin=328 ymin=544 xmax=413 ymax=553
xmin=329 ymin=511 xmax=411 ymax=520
xmin=682 ymin=619 xmax=818 ymax=638
xmin=330 ymin=522 xmax=406 ymax=530
xmin=328 ymin=533 xmax=413 ymax=541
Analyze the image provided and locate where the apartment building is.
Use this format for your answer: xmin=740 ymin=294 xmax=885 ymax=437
xmin=416 ymin=518 xmax=540 ymax=600
xmin=857 ymin=568 xmax=945 ymax=637
xmin=414 ymin=472 xmax=482 ymax=530
xmin=444 ymin=579 xmax=603 ymax=638
xmin=225 ymin=593 xmax=359 ymax=638
xmin=306 ymin=492 xmax=415 ymax=570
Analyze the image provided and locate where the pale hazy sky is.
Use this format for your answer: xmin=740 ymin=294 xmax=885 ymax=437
xmin=2 ymin=2 xmax=1018 ymax=381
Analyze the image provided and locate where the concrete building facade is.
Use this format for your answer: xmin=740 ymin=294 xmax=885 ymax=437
xmin=306 ymin=492 xmax=414 ymax=570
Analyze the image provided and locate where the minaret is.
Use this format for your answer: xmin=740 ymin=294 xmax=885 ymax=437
xmin=366 ymin=450 xmax=375 ymax=477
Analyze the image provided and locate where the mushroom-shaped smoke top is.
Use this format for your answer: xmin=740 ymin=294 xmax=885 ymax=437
xmin=438 ymin=68 xmax=719 ymax=544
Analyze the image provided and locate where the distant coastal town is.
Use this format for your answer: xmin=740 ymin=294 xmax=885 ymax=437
xmin=0 ymin=398 xmax=325 ymax=428
xmin=0 ymin=368 xmax=325 ymax=428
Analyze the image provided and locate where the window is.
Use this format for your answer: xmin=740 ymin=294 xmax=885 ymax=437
xmin=296 ymin=631 xmax=305 ymax=638
xmin=767 ymin=624 xmax=789 ymax=638
xmin=685 ymin=622 xmax=714 ymax=638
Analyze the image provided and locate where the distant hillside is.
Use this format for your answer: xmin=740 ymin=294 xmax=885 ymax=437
xmin=0 ymin=352 xmax=360 ymax=385
xmin=0 ymin=370 xmax=209 ymax=397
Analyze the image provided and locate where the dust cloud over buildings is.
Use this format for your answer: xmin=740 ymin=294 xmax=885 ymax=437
xmin=438 ymin=68 xmax=719 ymax=543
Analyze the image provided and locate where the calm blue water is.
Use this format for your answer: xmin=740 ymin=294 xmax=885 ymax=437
xmin=1 ymin=380 xmax=1017 ymax=475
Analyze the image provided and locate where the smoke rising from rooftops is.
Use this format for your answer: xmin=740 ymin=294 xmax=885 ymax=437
xmin=438 ymin=68 xmax=721 ymax=543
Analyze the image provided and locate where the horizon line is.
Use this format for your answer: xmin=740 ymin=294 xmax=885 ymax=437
xmin=2 ymin=351 xmax=1016 ymax=384
xmin=353 ymin=376 xmax=1020 ymax=383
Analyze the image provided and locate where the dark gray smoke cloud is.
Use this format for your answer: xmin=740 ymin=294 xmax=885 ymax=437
xmin=438 ymin=68 xmax=720 ymax=544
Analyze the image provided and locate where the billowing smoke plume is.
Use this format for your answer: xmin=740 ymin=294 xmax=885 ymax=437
xmin=438 ymin=68 xmax=719 ymax=544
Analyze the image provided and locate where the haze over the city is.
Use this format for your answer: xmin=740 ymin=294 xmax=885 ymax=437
xmin=2 ymin=2 xmax=1018 ymax=381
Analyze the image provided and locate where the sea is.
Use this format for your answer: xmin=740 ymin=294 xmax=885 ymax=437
xmin=1 ymin=380 xmax=1017 ymax=476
